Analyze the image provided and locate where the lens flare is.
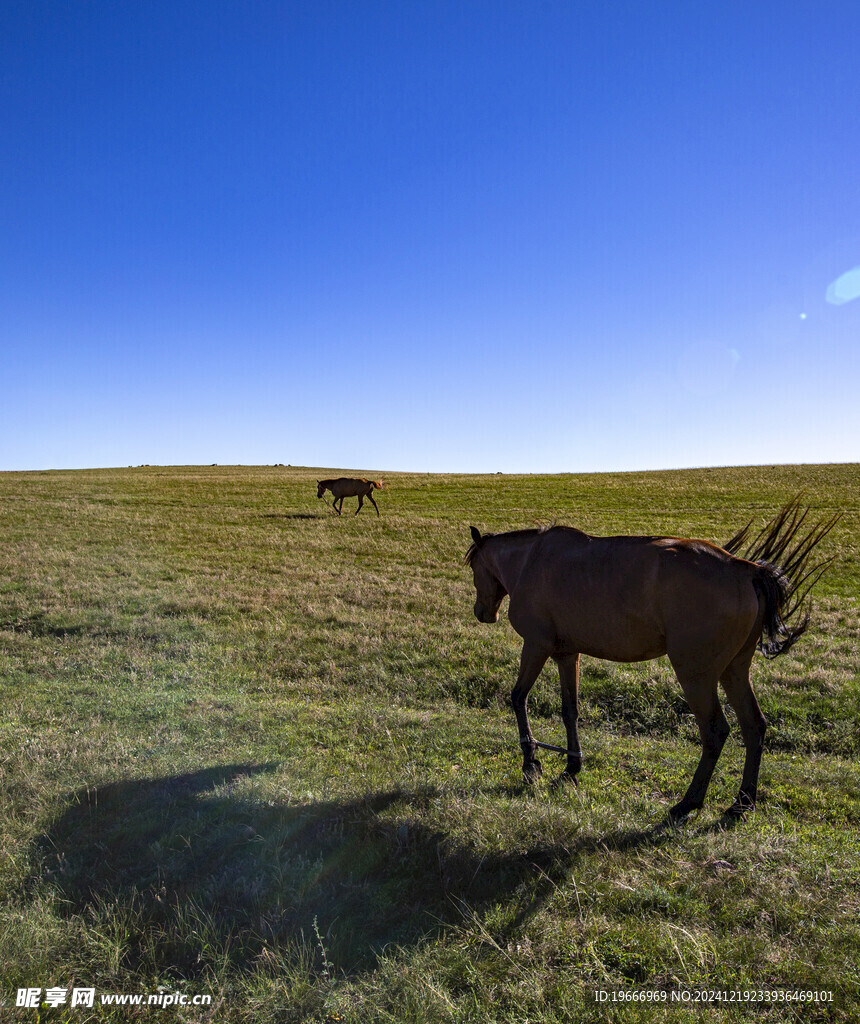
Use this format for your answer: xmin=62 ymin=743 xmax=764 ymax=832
xmin=825 ymin=266 xmax=860 ymax=305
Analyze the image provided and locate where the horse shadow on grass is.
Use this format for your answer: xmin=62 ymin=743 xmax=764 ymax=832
xmin=261 ymin=512 xmax=324 ymax=520
xmin=31 ymin=764 xmax=687 ymax=984
xmin=0 ymin=613 xmax=91 ymax=638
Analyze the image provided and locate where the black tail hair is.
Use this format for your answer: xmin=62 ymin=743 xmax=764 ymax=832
xmin=723 ymin=495 xmax=842 ymax=659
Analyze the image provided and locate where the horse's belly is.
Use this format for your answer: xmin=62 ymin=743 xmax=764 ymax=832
xmin=510 ymin=599 xmax=667 ymax=662
xmin=558 ymin=610 xmax=667 ymax=660
xmin=574 ymin=636 xmax=668 ymax=663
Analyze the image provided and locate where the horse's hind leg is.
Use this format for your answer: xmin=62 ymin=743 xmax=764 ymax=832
xmin=720 ymin=647 xmax=767 ymax=817
xmin=354 ymin=495 xmax=364 ymax=515
xmin=669 ymin=665 xmax=730 ymax=821
xmin=511 ymin=640 xmax=550 ymax=783
xmin=368 ymin=493 xmax=380 ymax=516
xmin=554 ymin=653 xmax=583 ymax=786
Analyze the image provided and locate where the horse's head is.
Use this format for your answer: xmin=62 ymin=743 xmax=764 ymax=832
xmin=465 ymin=526 xmax=507 ymax=623
xmin=316 ymin=481 xmax=326 ymax=499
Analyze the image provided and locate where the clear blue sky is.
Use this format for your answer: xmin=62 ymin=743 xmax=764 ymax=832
xmin=2 ymin=1 xmax=858 ymax=473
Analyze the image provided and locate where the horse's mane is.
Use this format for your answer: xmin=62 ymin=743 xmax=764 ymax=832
xmin=463 ymin=542 xmax=478 ymax=566
xmin=463 ymin=528 xmax=544 ymax=566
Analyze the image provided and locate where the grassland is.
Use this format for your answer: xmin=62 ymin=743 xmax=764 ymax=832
xmin=1 ymin=463 xmax=858 ymax=1022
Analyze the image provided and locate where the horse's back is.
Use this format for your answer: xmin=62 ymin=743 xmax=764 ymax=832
xmin=529 ymin=528 xmax=751 ymax=594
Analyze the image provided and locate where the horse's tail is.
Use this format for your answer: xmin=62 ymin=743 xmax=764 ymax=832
xmin=727 ymin=496 xmax=841 ymax=659
xmin=372 ymin=480 xmax=383 ymax=490
xmin=752 ymin=565 xmax=806 ymax=659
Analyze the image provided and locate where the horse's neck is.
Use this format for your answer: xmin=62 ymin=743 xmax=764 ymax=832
xmin=488 ymin=532 xmax=538 ymax=592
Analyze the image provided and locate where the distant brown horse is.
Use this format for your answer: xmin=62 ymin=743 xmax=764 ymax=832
xmin=466 ymin=499 xmax=839 ymax=820
xmin=317 ymin=477 xmax=383 ymax=516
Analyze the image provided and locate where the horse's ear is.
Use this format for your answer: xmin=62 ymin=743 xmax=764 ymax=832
xmin=470 ymin=526 xmax=482 ymax=544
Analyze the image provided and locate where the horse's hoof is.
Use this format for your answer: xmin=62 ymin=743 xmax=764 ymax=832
xmin=667 ymin=802 xmax=694 ymax=824
xmin=522 ymin=759 xmax=543 ymax=784
xmin=551 ymin=771 xmax=577 ymax=791
xmin=724 ymin=801 xmax=752 ymax=821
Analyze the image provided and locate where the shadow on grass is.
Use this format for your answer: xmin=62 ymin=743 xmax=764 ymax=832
xmin=1 ymin=613 xmax=91 ymax=638
xmin=32 ymin=765 xmax=679 ymax=983
xmin=262 ymin=512 xmax=327 ymax=520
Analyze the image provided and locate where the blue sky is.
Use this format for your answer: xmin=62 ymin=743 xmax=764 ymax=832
xmin=2 ymin=1 xmax=858 ymax=473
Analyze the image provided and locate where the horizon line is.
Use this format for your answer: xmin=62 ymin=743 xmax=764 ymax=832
xmin=2 ymin=460 xmax=857 ymax=476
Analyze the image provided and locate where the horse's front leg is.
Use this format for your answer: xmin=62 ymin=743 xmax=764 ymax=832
xmin=554 ymin=653 xmax=583 ymax=787
xmin=511 ymin=640 xmax=549 ymax=783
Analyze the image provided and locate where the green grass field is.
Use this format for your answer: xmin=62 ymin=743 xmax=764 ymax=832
xmin=1 ymin=464 xmax=858 ymax=1022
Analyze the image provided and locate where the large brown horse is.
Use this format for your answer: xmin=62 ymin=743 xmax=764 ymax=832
xmin=317 ymin=477 xmax=383 ymax=516
xmin=466 ymin=499 xmax=839 ymax=820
